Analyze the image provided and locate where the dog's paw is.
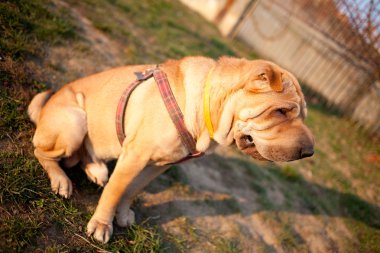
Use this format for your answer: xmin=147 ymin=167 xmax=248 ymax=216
xmin=85 ymin=163 xmax=108 ymax=187
xmin=87 ymin=217 xmax=113 ymax=243
xmin=116 ymin=209 xmax=135 ymax=227
xmin=50 ymin=174 xmax=73 ymax=198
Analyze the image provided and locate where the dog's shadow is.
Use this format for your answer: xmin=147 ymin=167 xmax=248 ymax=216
xmin=137 ymin=154 xmax=380 ymax=230
xmin=66 ymin=152 xmax=380 ymax=231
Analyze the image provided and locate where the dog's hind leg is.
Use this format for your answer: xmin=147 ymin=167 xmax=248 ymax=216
xmin=80 ymin=140 xmax=109 ymax=187
xmin=84 ymin=162 xmax=109 ymax=187
xmin=32 ymin=89 xmax=87 ymax=198
xmin=35 ymin=153 xmax=73 ymax=198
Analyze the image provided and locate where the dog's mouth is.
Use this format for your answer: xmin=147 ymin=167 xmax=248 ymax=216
xmin=235 ymin=134 xmax=268 ymax=161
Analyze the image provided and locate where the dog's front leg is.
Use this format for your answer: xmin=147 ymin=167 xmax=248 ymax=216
xmin=86 ymin=149 xmax=149 ymax=243
xmin=115 ymin=165 xmax=169 ymax=227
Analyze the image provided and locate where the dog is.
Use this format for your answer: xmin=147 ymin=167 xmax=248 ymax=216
xmin=28 ymin=56 xmax=314 ymax=243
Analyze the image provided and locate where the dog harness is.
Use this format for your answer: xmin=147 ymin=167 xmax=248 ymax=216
xmin=116 ymin=66 xmax=203 ymax=164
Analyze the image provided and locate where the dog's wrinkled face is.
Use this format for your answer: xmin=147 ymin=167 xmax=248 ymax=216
xmin=229 ymin=60 xmax=314 ymax=162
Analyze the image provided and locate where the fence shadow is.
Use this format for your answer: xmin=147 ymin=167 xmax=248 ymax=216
xmin=302 ymin=84 xmax=344 ymax=117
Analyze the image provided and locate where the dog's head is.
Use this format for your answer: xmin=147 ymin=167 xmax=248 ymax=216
xmin=210 ymin=57 xmax=314 ymax=162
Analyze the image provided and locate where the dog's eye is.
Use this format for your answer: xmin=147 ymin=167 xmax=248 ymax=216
xmin=275 ymin=108 xmax=287 ymax=116
xmin=258 ymin=73 xmax=267 ymax=81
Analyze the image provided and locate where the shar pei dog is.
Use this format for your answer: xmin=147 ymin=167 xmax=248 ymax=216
xmin=28 ymin=56 xmax=314 ymax=243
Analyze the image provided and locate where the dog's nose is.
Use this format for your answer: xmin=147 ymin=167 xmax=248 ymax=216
xmin=300 ymin=147 xmax=314 ymax=158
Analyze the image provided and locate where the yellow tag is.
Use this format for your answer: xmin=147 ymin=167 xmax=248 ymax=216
xmin=203 ymin=67 xmax=215 ymax=139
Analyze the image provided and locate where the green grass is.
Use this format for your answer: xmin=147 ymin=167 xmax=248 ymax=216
xmin=64 ymin=0 xmax=249 ymax=64
xmin=213 ymin=237 xmax=241 ymax=253
xmin=1 ymin=215 xmax=41 ymax=251
xmin=0 ymin=0 xmax=78 ymax=59
xmin=103 ymin=223 xmax=164 ymax=252
xmin=278 ymin=223 xmax=302 ymax=251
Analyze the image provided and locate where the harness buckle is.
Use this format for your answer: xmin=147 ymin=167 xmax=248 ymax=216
xmin=134 ymin=65 xmax=159 ymax=81
xmin=134 ymin=71 xmax=147 ymax=81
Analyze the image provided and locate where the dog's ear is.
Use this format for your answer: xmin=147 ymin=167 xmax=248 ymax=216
xmin=245 ymin=65 xmax=283 ymax=93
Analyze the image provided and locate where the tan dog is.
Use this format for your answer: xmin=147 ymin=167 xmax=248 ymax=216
xmin=28 ymin=56 xmax=314 ymax=243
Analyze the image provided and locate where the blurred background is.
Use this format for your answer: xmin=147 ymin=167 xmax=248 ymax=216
xmin=0 ymin=0 xmax=379 ymax=252
xmin=183 ymin=0 xmax=380 ymax=136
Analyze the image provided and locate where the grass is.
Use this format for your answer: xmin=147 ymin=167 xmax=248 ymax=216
xmin=0 ymin=0 xmax=78 ymax=59
xmin=63 ymin=0 xmax=252 ymax=64
xmin=213 ymin=238 xmax=241 ymax=253
xmin=1 ymin=0 xmax=379 ymax=252
xmin=278 ymin=222 xmax=303 ymax=251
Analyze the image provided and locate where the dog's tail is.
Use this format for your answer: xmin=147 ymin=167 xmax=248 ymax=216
xmin=28 ymin=90 xmax=53 ymax=124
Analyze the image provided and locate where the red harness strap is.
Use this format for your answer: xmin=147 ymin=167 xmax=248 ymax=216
xmin=115 ymin=69 xmax=154 ymax=145
xmin=116 ymin=67 xmax=203 ymax=163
